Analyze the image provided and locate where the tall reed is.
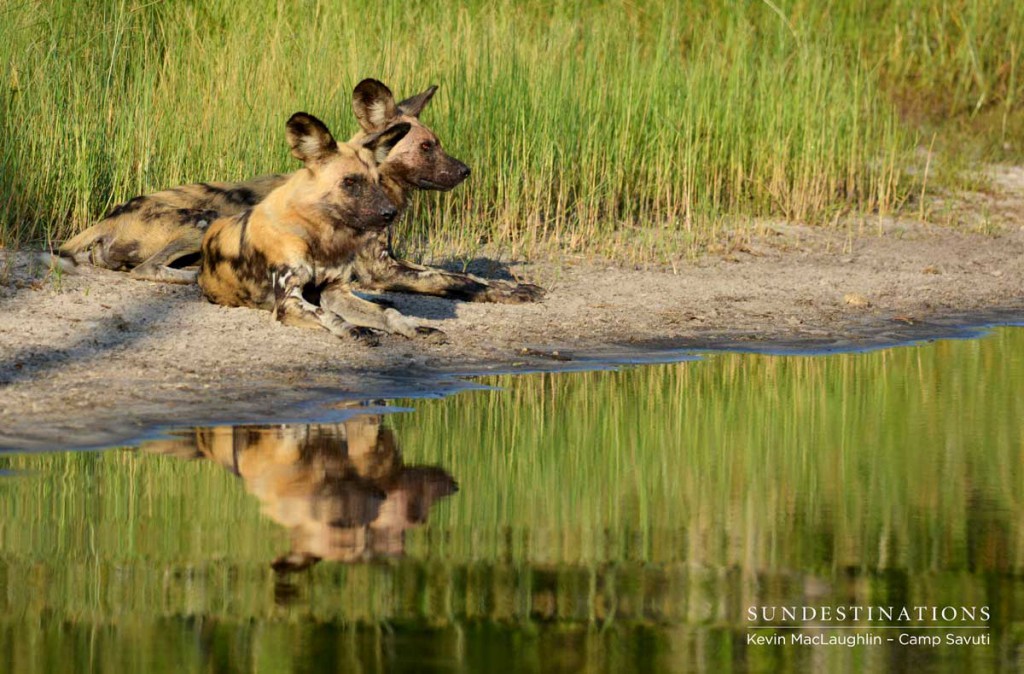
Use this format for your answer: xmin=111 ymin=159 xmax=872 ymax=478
xmin=0 ymin=1 xmax=1020 ymax=260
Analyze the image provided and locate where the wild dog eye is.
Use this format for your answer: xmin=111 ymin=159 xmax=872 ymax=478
xmin=342 ymin=175 xmax=359 ymax=188
xmin=420 ymin=141 xmax=434 ymax=151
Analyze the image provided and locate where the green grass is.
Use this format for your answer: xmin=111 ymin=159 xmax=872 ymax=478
xmin=0 ymin=1 xmax=1021 ymax=263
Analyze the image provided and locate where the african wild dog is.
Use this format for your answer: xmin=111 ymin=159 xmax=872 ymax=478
xmin=344 ymin=80 xmax=544 ymax=303
xmin=198 ymin=112 xmax=441 ymax=344
xmin=142 ymin=413 xmax=458 ymax=571
xmin=57 ymin=174 xmax=286 ymax=284
xmin=57 ymin=79 xmax=544 ymax=303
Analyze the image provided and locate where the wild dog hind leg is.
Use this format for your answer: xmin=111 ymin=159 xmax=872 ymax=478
xmin=320 ymin=280 xmax=445 ymax=342
xmin=129 ymin=237 xmax=202 ymax=284
xmin=354 ymin=241 xmax=545 ymax=304
xmin=129 ymin=207 xmax=218 ymax=283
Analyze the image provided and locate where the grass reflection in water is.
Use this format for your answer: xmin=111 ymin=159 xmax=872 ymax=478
xmin=1 ymin=328 xmax=1022 ymax=672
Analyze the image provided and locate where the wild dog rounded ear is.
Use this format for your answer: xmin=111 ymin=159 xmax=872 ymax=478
xmin=361 ymin=122 xmax=412 ymax=164
xmin=286 ymin=112 xmax=338 ymax=165
xmin=352 ymin=79 xmax=398 ymax=132
xmin=397 ymin=85 xmax=438 ymax=118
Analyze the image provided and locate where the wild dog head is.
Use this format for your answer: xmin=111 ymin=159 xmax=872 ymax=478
xmin=351 ymin=79 xmax=470 ymax=192
xmin=284 ymin=112 xmax=411 ymax=231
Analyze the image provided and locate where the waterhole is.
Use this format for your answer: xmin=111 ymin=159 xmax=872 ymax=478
xmin=1 ymin=328 xmax=1022 ymax=673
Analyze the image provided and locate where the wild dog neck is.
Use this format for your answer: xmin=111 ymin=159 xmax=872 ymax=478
xmin=380 ymin=170 xmax=410 ymax=213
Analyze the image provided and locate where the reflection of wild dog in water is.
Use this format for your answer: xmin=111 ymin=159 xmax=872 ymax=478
xmin=142 ymin=415 xmax=458 ymax=571
xmin=198 ymin=112 xmax=441 ymax=343
xmin=57 ymin=79 xmax=544 ymax=303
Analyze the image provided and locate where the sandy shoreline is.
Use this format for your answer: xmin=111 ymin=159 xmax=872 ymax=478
xmin=1 ymin=169 xmax=1022 ymax=452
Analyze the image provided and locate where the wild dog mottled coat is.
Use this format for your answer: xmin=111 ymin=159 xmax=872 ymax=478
xmin=198 ymin=113 xmax=437 ymax=343
xmin=58 ymin=80 xmax=544 ymax=303
xmin=142 ymin=413 xmax=458 ymax=570
xmin=345 ymin=79 xmax=544 ymax=303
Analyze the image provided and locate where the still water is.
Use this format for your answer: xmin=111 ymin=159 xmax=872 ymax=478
xmin=1 ymin=328 xmax=1022 ymax=673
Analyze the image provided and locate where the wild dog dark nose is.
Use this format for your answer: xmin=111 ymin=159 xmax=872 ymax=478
xmin=458 ymin=164 xmax=471 ymax=180
xmin=381 ymin=207 xmax=398 ymax=223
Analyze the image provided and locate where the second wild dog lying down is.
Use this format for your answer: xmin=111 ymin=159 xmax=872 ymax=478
xmin=55 ymin=174 xmax=286 ymax=284
xmin=344 ymin=80 xmax=543 ymax=303
xmin=58 ymin=79 xmax=544 ymax=303
xmin=199 ymin=112 xmax=440 ymax=344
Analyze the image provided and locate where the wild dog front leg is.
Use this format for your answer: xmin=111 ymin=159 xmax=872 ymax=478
xmin=355 ymin=246 xmax=546 ymax=304
xmin=272 ymin=268 xmax=379 ymax=345
xmin=320 ymin=281 xmax=445 ymax=342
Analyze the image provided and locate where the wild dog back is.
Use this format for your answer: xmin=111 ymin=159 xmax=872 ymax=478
xmin=59 ymin=174 xmax=287 ymax=270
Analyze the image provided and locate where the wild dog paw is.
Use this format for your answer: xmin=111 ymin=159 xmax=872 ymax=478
xmin=130 ymin=265 xmax=198 ymax=285
xmin=383 ymin=308 xmax=420 ymax=339
xmin=483 ymin=281 xmax=546 ymax=304
xmin=415 ymin=326 xmax=447 ymax=345
xmin=325 ymin=316 xmax=380 ymax=346
xmin=343 ymin=325 xmax=381 ymax=346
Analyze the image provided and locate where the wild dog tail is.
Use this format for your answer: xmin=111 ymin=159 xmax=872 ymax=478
xmin=36 ymin=250 xmax=103 ymax=277
xmin=58 ymin=224 xmax=106 ymax=260
xmin=39 ymin=226 xmax=109 ymax=276
xmin=43 ymin=223 xmax=112 ymax=275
